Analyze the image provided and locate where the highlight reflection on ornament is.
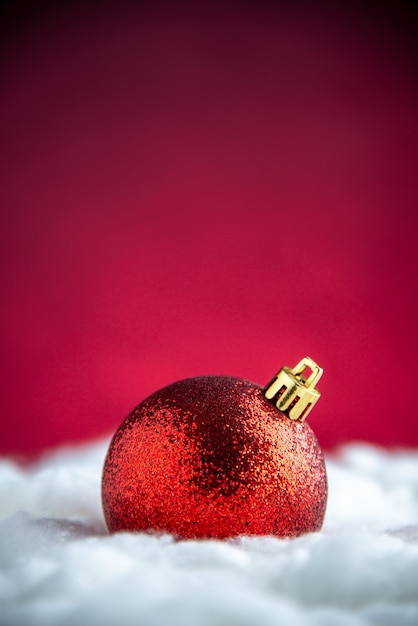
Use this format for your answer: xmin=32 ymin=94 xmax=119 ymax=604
xmin=102 ymin=357 xmax=327 ymax=539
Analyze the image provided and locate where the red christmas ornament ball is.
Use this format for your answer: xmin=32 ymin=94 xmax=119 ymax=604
xmin=102 ymin=375 xmax=327 ymax=539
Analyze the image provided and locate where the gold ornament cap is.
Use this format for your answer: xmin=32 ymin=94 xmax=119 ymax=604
xmin=264 ymin=357 xmax=323 ymax=421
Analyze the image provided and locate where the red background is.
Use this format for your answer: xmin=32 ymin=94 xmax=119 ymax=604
xmin=1 ymin=2 xmax=418 ymax=455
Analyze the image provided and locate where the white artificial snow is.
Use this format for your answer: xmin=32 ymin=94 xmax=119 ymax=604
xmin=0 ymin=440 xmax=418 ymax=626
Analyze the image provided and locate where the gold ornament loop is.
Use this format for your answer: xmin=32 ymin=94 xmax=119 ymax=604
xmin=264 ymin=357 xmax=323 ymax=421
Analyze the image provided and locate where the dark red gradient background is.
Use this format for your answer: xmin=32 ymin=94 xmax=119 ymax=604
xmin=1 ymin=2 xmax=418 ymax=455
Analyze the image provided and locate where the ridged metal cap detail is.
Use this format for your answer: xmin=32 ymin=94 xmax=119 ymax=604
xmin=264 ymin=357 xmax=323 ymax=421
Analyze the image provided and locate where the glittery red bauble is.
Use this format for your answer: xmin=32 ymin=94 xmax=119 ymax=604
xmin=102 ymin=376 xmax=327 ymax=539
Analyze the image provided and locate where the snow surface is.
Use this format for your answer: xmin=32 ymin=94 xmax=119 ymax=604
xmin=1 ymin=440 xmax=418 ymax=626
